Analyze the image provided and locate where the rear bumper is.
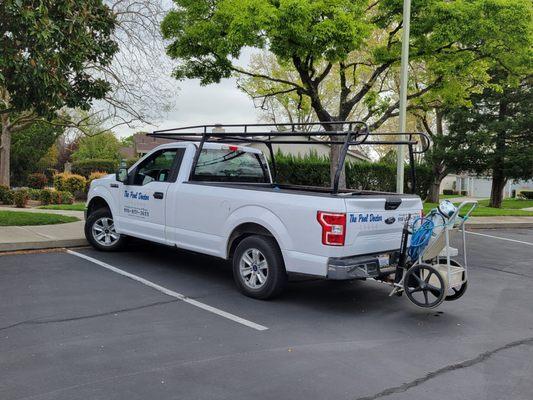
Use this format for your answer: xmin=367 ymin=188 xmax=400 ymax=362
xmin=327 ymin=250 xmax=400 ymax=280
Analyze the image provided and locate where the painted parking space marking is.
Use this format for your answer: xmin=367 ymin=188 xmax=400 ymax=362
xmin=67 ymin=250 xmax=268 ymax=331
xmin=466 ymin=231 xmax=533 ymax=246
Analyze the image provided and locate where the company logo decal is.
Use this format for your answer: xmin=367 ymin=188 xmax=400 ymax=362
xmin=124 ymin=190 xmax=150 ymax=200
xmin=385 ymin=217 xmax=396 ymax=225
xmin=349 ymin=213 xmax=383 ymax=223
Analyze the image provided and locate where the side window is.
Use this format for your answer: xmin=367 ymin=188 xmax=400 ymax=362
xmin=131 ymin=149 xmax=183 ymax=185
xmin=193 ymin=149 xmax=269 ymax=183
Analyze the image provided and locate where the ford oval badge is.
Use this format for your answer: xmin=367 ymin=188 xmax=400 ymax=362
xmin=385 ymin=217 xmax=396 ymax=225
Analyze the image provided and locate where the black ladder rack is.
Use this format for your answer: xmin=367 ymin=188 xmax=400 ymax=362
xmin=147 ymin=121 xmax=430 ymax=195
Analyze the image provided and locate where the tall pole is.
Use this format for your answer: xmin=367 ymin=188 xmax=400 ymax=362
xmin=396 ymin=0 xmax=411 ymax=194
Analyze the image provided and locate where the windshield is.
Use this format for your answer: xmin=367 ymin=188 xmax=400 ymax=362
xmin=192 ymin=148 xmax=270 ymax=183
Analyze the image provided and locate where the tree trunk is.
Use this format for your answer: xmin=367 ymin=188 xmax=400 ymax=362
xmin=489 ymin=175 xmax=506 ymax=208
xmin=489 ymin=96 xmax=508 ymax=208
xmin=330 ymin=143 xmax=346 ymax=189
xmin=427 ymin=178 xmax=442 ymax=203
xmin=0 ymin=115 xmax=11 ymax=188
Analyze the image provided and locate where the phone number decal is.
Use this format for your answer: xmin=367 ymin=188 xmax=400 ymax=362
xmin=123 ymin=206 xmax=149 ymax=218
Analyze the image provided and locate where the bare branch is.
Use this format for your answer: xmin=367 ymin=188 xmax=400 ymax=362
xmin=231 ymin=66 xmax=308 ymax=93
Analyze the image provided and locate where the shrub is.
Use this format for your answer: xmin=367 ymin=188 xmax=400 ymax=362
xmin=27 ymin=188 xmax=42 ymax=201
xmin=71 ymin=159 xmax=118 ymax=176
xmin=27 ymin=173 xmax=48 ymax=189
xmin=442 ymin=189 xmax=456 ymax=195
xmin=13 ymin=189 xmax=29 ymax=208
xmin=53 ymin=173 xmax=68 ymax=191
xmin=0 ymin=185 xmax=14 ymax=205
xmin=64 ymin=174 xmax=87 ymax=196
xmin=50 ymin=190 xmax=62 ymax=205
xmin=519 ymin=190 xmax=533 ymax=200
xmin=53 ymin=173 xmax=87 ymax=199
xmin=87 ymin=171 xmax=108 ymax=191
xmin=40 ymin=189 xmax=53 ymax=205
xmin=460 ymin=190 xmax=468 ymax=196
xmin=59 ymin=191 xmax=74 ymax=204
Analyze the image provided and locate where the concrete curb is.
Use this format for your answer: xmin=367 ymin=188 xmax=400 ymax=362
xmin=466 ymin=222 xmax=533 ymax=229
xmin=0 ymin=238 xmax=88 ymax=252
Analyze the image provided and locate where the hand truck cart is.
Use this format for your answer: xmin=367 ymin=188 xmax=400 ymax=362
xmin=390 ymin=200 xmax=478 ymax=308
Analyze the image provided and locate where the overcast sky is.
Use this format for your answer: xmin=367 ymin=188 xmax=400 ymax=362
xmin=114 ymin=50 xmax=260 ymax=138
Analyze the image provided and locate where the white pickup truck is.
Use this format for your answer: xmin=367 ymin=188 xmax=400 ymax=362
xmin=85 ymin=141 xmax=423 ymax=299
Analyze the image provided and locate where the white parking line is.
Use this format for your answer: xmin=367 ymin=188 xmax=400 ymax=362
xmin=67 ymin=250 xmax=268 ymax=331
xmin=466 ymin=231 xmax=533 ymax=246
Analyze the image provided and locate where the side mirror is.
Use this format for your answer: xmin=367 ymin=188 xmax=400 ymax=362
xmin=116 ymin=167 xmax=128 ymax=184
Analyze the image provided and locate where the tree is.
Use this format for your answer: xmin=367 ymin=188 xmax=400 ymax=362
xmin=10 ymin=121 xmax=63 ymax=185
xmin=86 ymin=0 xmax=177 ymax=131
xmin=162 ymin=0 xmax=530 ymax=188
xmin=447 ymin=74 xmax=533 ymax=208
xmin=72 ymin=132 xmax=122 ymax=162
xmin=0 ymin=0 xmax=118 ymax=187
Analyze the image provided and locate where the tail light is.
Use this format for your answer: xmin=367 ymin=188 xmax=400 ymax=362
xmin=317 ymin=211 xmax=346 ymax=246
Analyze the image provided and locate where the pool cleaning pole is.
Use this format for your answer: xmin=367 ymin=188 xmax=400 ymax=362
xmin=396 ymin=0 xmax=411 ymax=194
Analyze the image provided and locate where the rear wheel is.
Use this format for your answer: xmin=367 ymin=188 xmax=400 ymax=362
xmin=85 ymin=208 xmax=127 ymax=251
xmin=435 ymin=257 xmax=468 ymax=301
xmin=232 ymin=235 xmax=287 ymax=300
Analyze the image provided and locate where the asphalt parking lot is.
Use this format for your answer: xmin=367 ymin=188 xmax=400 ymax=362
xmin=1 ymin=228 xmax=532 ymax=400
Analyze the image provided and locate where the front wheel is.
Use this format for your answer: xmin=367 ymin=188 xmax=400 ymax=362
xmin=232 ymin=235 xmax=287 ymax=300
xmin=85 ymin=208 xmax=127 ymax=251
xmin=404 ymin=263 xmax=446 ymax=308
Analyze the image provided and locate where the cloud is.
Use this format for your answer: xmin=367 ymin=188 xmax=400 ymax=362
xmin=115 ymin=46 xmax=261 ymax=138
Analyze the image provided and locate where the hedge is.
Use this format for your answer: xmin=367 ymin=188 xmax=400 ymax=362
xmin=272 ymin=153 xmax=432 ymax=198
xmin=71 ymin=159 xmax=119 ymax=176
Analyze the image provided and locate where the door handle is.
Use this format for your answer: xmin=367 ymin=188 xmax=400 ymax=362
xmin=153 ymin=192 xmax=164 ymax=199
xmin=110 ymin=183 xmax=119 ymax=188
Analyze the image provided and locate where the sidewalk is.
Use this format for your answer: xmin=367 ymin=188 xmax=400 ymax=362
xmin=0 ymin=207 xmax=86 ymax=252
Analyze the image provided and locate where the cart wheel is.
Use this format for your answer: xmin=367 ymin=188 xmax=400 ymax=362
xmin=435 ymin=258 xmax=468 ymax=302
xmin=404 ymin=263 xmax=446 ymax=308
xmin=445 ymin=281 xmax=467 ymax=301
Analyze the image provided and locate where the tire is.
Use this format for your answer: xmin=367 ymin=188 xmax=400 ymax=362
xmin=404 ymin=263 xmax=446 ymax=308
xmin=232 ymin=235 xmax=287 ymax=300
xmin=84 ymin=208 xmax=127 ymax=251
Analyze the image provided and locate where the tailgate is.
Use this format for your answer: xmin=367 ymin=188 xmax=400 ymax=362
xmin=343 ymin=195 xmax=422 ymax=256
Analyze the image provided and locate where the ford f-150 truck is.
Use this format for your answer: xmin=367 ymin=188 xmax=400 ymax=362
xmin=85 ymin=139 xmax=423 ymax=299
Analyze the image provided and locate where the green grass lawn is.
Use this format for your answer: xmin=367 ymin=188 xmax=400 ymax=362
xmin=39 ymin=202 xmax=86 ymax=211
xmin=423 ymin=199 xmax=533 ymax=217
xmin=0 ymin=210 xmax=80 ymax=226
xmin=477 ymin=198 xmax=533 ymax=210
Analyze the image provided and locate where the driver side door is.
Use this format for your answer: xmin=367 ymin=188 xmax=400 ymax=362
xmin=118 ymin=148 xmax=183 ymax=244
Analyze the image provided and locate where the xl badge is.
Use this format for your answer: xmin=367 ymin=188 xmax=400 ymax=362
xmin=385 ymin=217 xmax=396 ymax=225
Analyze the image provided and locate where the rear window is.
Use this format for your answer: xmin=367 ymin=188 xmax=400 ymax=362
xmin=192 ymin=148 xmax=270 ymax=183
